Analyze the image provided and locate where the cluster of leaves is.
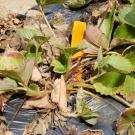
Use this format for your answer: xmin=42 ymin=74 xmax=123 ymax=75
xmin=93 ymin=46 xmax=135 ymax=96
xmin=51 ymin=45 xmax=84 ymax=73
xmin=0 ymin=28 xmax=49 ymax=96
xmin=85 ymin=1 xmax=135 ymax=55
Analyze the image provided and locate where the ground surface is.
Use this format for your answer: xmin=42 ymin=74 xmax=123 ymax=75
xmin=0 ymin=0 xmax=37 ymax=18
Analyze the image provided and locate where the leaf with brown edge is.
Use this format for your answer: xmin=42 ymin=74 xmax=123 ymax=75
xmin=78 ymin=129 xmax=104 ymax=135
xmin=117 ymin=108 xmax=135 ymax=135
xmin=0 ymin=50 xmax=24 ymax=71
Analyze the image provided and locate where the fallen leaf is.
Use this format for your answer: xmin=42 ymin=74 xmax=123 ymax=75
xmin=31 ymin=66 xmax=42 ymax=82
xmin=23 ymin=118 xmax=49 ymax=135
xmin=85 ymin=25 xmax=107 ymax=50
xmin=23 ymin=95 xmax=53 ymax=109
xmin=117 ymin=108 xmax=135 ymax=135
xmin=78 ymin=129 xmax=104 ymax=135
xmin=51 ymin=75 xmax=67 ymax=113
xmin=0 ymin=95 xmax=10 ymax=112
xmin=0 ymin=116 xmax=14 ymax=135
xmin=33 ymin=119 xmax=46 ymax=135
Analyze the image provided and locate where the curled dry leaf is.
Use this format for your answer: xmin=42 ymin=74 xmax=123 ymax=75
xmin=78 ymin=129 xmax=104 ymax=135
xmin=85 ymin=25 xmax=107 ymax=50
xmin=23 ymin=118 xmax=48 ymax=135
xmin=117 ymin=108 xmax=135 ymax=135
xmin=23 ymin=95 xmax=54 ymax=109
xmin=31 ymin=66 xmax=42 ymax=82
xmin=0 ymin=95 xmax=11 ymax=112
xmin=51 ymin=75 xmax=67 ymax=113
xmin=0 ymin=116 xmax=14 ymax=135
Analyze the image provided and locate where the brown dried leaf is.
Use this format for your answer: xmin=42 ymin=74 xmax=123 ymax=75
xmin=85 ymin=25 xmax=107 ymax=50
xmin=23 ymin=95 xmax=54 ymax=109
xmin=31 ymin=66 xmax=42 ymax=82
xmin=51 ymin=75 xmax=67 ymax=113
xmin=78 ymin=129 xmax=104 ymax=135
xmin=0 ymin=95 xmax=10 ymax=112
xmin=23 ymin=118 xmax=49 ymax=135
xmin=0 ymin=116 xmax=14 ymax=135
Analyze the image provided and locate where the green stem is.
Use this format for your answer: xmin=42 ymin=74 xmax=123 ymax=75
xmin=39 ymin=6 xmax=57 ymax=39
xmin=112 ymin=95 xmax=131 ymax=107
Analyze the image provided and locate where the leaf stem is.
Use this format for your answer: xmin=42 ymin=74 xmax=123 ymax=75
xmin=112 ymin=95 xmax=131 ymax=107
xmin=39 ymin=6 xmax=57 ymax=40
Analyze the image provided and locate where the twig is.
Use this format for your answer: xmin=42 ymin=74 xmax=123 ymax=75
xmin=39 ymin=6 xmax=57 ymax=40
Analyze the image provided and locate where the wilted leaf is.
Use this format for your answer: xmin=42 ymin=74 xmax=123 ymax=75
xmin=100 ymin=2 xmax=116 ymax=49
xmin=93 ymin=72 xmax=125 ymax=95
xmin=82 ymin=39 xmax=99 ymax=55
xmin=0 ymin=78 xmax=17 ymax=94
xmin=20 ymin=58 xmax=35 ymax=85
xmin=31 ymin=67 xmax=42 ymax=82
xmin=23 ymin=95 xmax=53 ymax=109
xmin=76 ymin=89 xmax=98 ymax=125
xmin=51 ymin=75 xmax=67 ymax=113
xmin=78 ymin=129 xmax=104 ymax=135
xmin=85 ymin=25 xmax=107 ymax=50
xmin=117 ymin=108 xmax=135 ymax=135
xmin=107 ymin=54 xmax=133 ymax=73
xmin=0 ymin=50 xmax=24 ymax=71
xmin=17 ymin=28 xmax=41 ymax=40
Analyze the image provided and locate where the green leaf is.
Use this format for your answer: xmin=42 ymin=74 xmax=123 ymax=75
xmin=29 ymin=36 xmax=49 ymax=50
xmin=124 ymin=11 xmax=135 ymax=27
xmin=107 ymin=54 xmax=133 ymax=73
xmin=57 ymin=45 xmax=84 ymax=55
xmin=117 ymin=108 xmax=135 ymax=135
xmin=125 ymin=47 xmax=135 ymax=69
xmin=0 ymin=78 xmax=18 ymax=94
xmin=114 ymin=24 xmax=135 ymax=42
xmin=93 ymin=72 xmax=125 ymax=95
xmin=111 ymin=24 xmax=135 ymax=48
xmin=51 ymin=60 xmax=66 ymax=73
xmin=119 ymin=5 xmax=133 ymax=24
xmin=100 ymin=2 xmax=116 ymax=49
xmin=17 ymin=28 xmax=41 ymax=40
xmin=124 ymin=74 xmax=135 ymax=95
xmin=26 ymin=83 xmax=40 ymax=96
xmin=76 ymin=89 xmax=98 ymax=125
